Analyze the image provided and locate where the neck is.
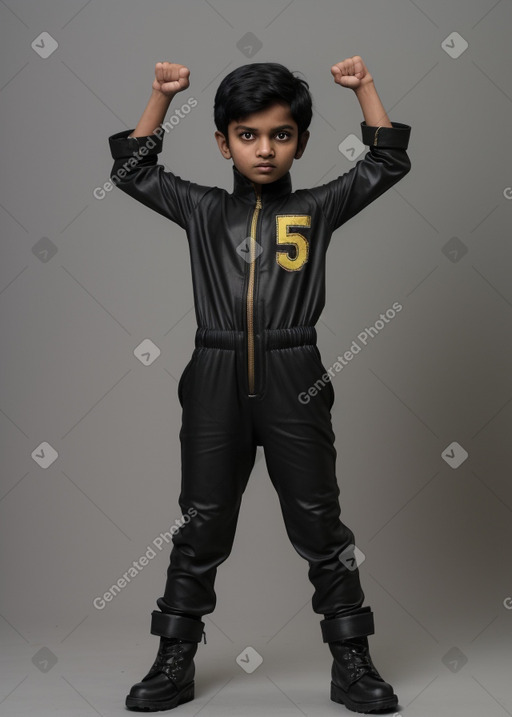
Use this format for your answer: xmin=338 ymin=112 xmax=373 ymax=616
xmin=232 ymin=165 xmax=292 ymax=199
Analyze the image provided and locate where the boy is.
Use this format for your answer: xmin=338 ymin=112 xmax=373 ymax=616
xmin=108 ymin=57 xmax=411 ymax=713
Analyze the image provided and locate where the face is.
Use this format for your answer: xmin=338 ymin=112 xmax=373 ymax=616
xmin=215 ymin=102 xmax=309 ymax=185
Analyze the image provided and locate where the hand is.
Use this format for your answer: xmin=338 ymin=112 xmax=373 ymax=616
xmin=331 ymin=56 xmax=373 ymax=90
xmin=152 ymin=62 xmax=190 ymax=97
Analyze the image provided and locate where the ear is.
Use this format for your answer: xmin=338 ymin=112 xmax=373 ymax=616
xmin=215 ymin=130 xmax=232 ymax=159
xmin=294 ymin=130 xmax=310 ymax=159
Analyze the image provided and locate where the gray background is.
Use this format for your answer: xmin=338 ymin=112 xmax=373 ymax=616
xmin=1 ymin=0 xmax=511 ymax=715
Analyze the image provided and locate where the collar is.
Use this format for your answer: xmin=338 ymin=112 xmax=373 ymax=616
xmin=232 ymin=164 xmax=292 ymax=199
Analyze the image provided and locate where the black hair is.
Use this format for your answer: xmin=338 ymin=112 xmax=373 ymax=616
xmin=213 ymin=62 xmax=313 ymax=142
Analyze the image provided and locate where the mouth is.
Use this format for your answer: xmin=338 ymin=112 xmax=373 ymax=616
xmin=255 ymin=163 xmax=276 ymax=171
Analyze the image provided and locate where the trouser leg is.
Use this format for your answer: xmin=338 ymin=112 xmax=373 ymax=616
xmin=255 ymin=344 xmax=365 ymax=617
xmin=157 ymin=347 xmax=257 ymax=618
xmin=255 ymin=341 xmax=398 ymax=713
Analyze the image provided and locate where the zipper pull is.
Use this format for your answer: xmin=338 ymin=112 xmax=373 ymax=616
xmin=252 ymin=182 xmax=262 ymax=207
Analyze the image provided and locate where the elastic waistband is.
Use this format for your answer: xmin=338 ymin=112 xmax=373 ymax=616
xmin=195 ymin=326 xmax=317 ymax=350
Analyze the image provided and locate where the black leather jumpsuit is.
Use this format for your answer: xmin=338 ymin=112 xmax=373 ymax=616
xmin=108 ymin=120 xmax=411 ymax=621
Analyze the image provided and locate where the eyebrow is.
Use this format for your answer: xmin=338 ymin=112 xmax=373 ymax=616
xmin=234 ymin=124 xmax=296 ymax=133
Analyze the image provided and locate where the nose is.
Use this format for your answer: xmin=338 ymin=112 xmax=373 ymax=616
xmin=256 ymin=137 xmax=274 ymax=157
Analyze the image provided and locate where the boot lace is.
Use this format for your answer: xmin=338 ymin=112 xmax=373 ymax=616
xmin=341 ymin=639 xmax=380 ymax=682
xmin=146 ymin=638 xmax=186 ymax=682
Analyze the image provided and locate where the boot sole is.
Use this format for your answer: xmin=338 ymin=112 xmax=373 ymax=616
xmin=331 ymin=681 xmax=398 ymax=713
xmin=125 ymin=681 xmax=194 ymax=711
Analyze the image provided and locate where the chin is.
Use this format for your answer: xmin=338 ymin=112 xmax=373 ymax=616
xmin=253 ymin=171 xmax=284 ymax=184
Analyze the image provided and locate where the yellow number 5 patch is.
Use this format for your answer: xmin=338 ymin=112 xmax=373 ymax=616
xmin=275 ymin=215 xmax=311 ymax=271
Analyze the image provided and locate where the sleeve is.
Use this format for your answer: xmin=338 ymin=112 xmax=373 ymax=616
xmin=307 ymin=121 xmax=411 ymax=233
xmin=108 ymin=128 xmax=213 ymax=229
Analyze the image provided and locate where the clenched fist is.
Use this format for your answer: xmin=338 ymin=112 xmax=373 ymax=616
xmin=331 ymin=56 xmax=373 ymax=90
xmin=153 ymin=62 xmax=190 ymax=97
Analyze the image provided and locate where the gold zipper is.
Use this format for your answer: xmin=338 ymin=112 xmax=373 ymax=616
xmin=247 ymin=184 xmax=262 ymax=395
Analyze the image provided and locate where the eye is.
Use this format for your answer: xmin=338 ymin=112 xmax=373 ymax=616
xmin=276 ymin=131 xmax=291 ymax=140
xmin=239 ymin=131 xmax=254 ymax=140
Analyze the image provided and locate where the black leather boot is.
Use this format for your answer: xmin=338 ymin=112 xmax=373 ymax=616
xmin=125 ymin=611 xmax=205 ymax=712
xmin=320 ymin=607 xmax=398 ymax=713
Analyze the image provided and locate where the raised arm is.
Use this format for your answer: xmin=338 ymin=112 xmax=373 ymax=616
xmin=108 ymin=62 xmax=212 ymax=229
xmin=331 ymin=55 xmax=392 ymax=128
xmin=308 ymin=56 xmax=411 ymax=232
xmin=128 ymin=62 xmax=190 ymax=137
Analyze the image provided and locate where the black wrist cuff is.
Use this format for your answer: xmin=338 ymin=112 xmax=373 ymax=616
xmin=108 ymin=128 xmax=164 ymax=159
xmin=361 ymin=121 xmax=411 ymax=149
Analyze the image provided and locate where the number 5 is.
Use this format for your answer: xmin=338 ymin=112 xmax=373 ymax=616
xmin=275 ymin=215 xmax=311 ymax=271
